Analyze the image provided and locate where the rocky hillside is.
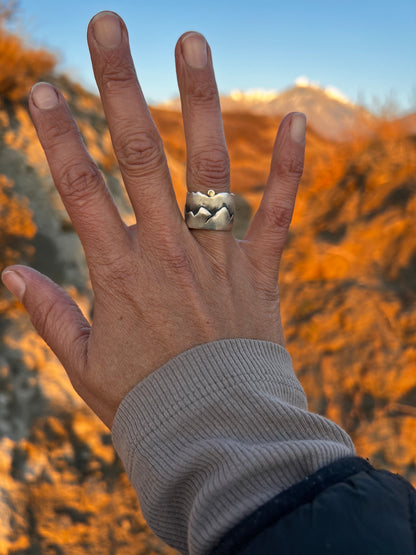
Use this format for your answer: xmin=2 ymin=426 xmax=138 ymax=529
xmin=283 ymin=124 xmax=416 ymax=481
xmin=0 ymin=20 xmax=416 ymax=555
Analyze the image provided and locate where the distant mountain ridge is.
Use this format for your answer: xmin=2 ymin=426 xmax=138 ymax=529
xmin=157 ymin=83 xmax=376 ymax=142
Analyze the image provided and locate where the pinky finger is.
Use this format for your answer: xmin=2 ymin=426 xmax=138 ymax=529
xmin=1 ymin=265 xmax=90 ymax=390
xmin=244 ymin=112 xmax=306 ymax=282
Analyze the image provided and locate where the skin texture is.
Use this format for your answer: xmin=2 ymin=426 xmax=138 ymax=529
xmin=1 ymin=12 xmax=306 ymax=429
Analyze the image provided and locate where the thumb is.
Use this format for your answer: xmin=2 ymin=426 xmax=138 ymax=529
xmin=1 ymin=265 xmax=90 ymax=388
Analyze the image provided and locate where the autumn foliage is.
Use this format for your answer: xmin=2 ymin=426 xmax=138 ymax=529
xmin=0 ymin=174 xmax=36 ymax=268
xmin=0 ymin=2 xmax=55 ymax=102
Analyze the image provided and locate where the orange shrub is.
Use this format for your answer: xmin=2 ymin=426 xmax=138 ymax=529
xmin=0 ymin=5 xmax=56 ymax=102
xmin=0 ymin=174 xmax=36 ymax=268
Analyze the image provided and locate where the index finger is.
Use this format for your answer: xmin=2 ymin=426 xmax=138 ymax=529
xmin=87 ymin=11 xmax=184 ymax=237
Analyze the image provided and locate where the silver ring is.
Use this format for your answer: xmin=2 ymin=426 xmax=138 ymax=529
xmin=185 ymin=190 xmax=235 ymax=231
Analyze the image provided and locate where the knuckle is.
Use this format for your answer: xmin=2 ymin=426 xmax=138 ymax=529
xmin=189 ymin=148 xmax=230 ymax=187
xmin=43 ymin=118 xmax=80 ymax=149
xmin=59 ymin=162 xmax=103 ymax=208
xmin=151 ymin=234 xmax=193 ymax=274
xmin=149 ymin=240 xmax=196 ymax=287
xmin=161 ymin=248 xmax=192 ymax=277
xmin=92 ymin=254 xmax=137 ymax=296
xmin=101 ymin=58 xmax=138 ymax=92
xmin=276 ymin=153 xmax=304 ymax=179
xmin=187 ymin=81 xmax=219 ymax=108
xmin=106 ymin=267 xmax=135 ymax=290
xmin=262 ymin=204 xmax=293 ymax=231
xmin=115 ymin=129 xmax=165 ymax=178
xmin=89 ymin=240 xmax=130 ymax=271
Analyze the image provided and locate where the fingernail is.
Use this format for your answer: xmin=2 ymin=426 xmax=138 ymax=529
xmin=93 ymin=11 xmax=122 ymax=49
xmin=182 ymin=33 xmax=207 ymax=68
xmin=31 ymin=82 xmax=59 ymax=110
xmin=2 ymin=270 xmax=26 ymax=302
xmin=290 ymin=113 xmax=306 ymax=145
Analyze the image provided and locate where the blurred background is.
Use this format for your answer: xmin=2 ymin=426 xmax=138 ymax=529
xmin=0 ymin=0 xmax=415 ymax=553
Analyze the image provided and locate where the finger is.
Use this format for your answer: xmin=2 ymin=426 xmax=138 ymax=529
xmin=29 ymin=82 xmax=130 ymax=269
xmin=244 ymin=112 xmax=306 ymax=282
xmin=175 ymin=32 xmax=230 ymax=196
xmin=1 ymin=266 xmax=90 ymax=392
xmin=87 ymin=11 xmax=183 ymax=236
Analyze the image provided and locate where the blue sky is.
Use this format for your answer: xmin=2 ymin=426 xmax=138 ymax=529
xmin=15 ymin=0 xmax=416 ymax=114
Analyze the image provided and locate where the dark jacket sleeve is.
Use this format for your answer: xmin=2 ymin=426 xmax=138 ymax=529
xmin=212 ymin=456 xmax=416 ymax=555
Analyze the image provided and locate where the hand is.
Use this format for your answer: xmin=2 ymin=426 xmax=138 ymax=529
xmin=1 ymin=11 xmax=306 ymax=429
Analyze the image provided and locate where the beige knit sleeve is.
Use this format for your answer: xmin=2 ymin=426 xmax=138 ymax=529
xmin=112 ymin=339 xmax=355 ymax=555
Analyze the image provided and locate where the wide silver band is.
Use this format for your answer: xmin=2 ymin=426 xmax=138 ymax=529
xmin=185 ymin=190 xmax=235 ymax=231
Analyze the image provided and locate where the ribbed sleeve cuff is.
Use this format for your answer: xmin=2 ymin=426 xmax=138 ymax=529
xmin=112 ymin=339 xmax=355 ymax=555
